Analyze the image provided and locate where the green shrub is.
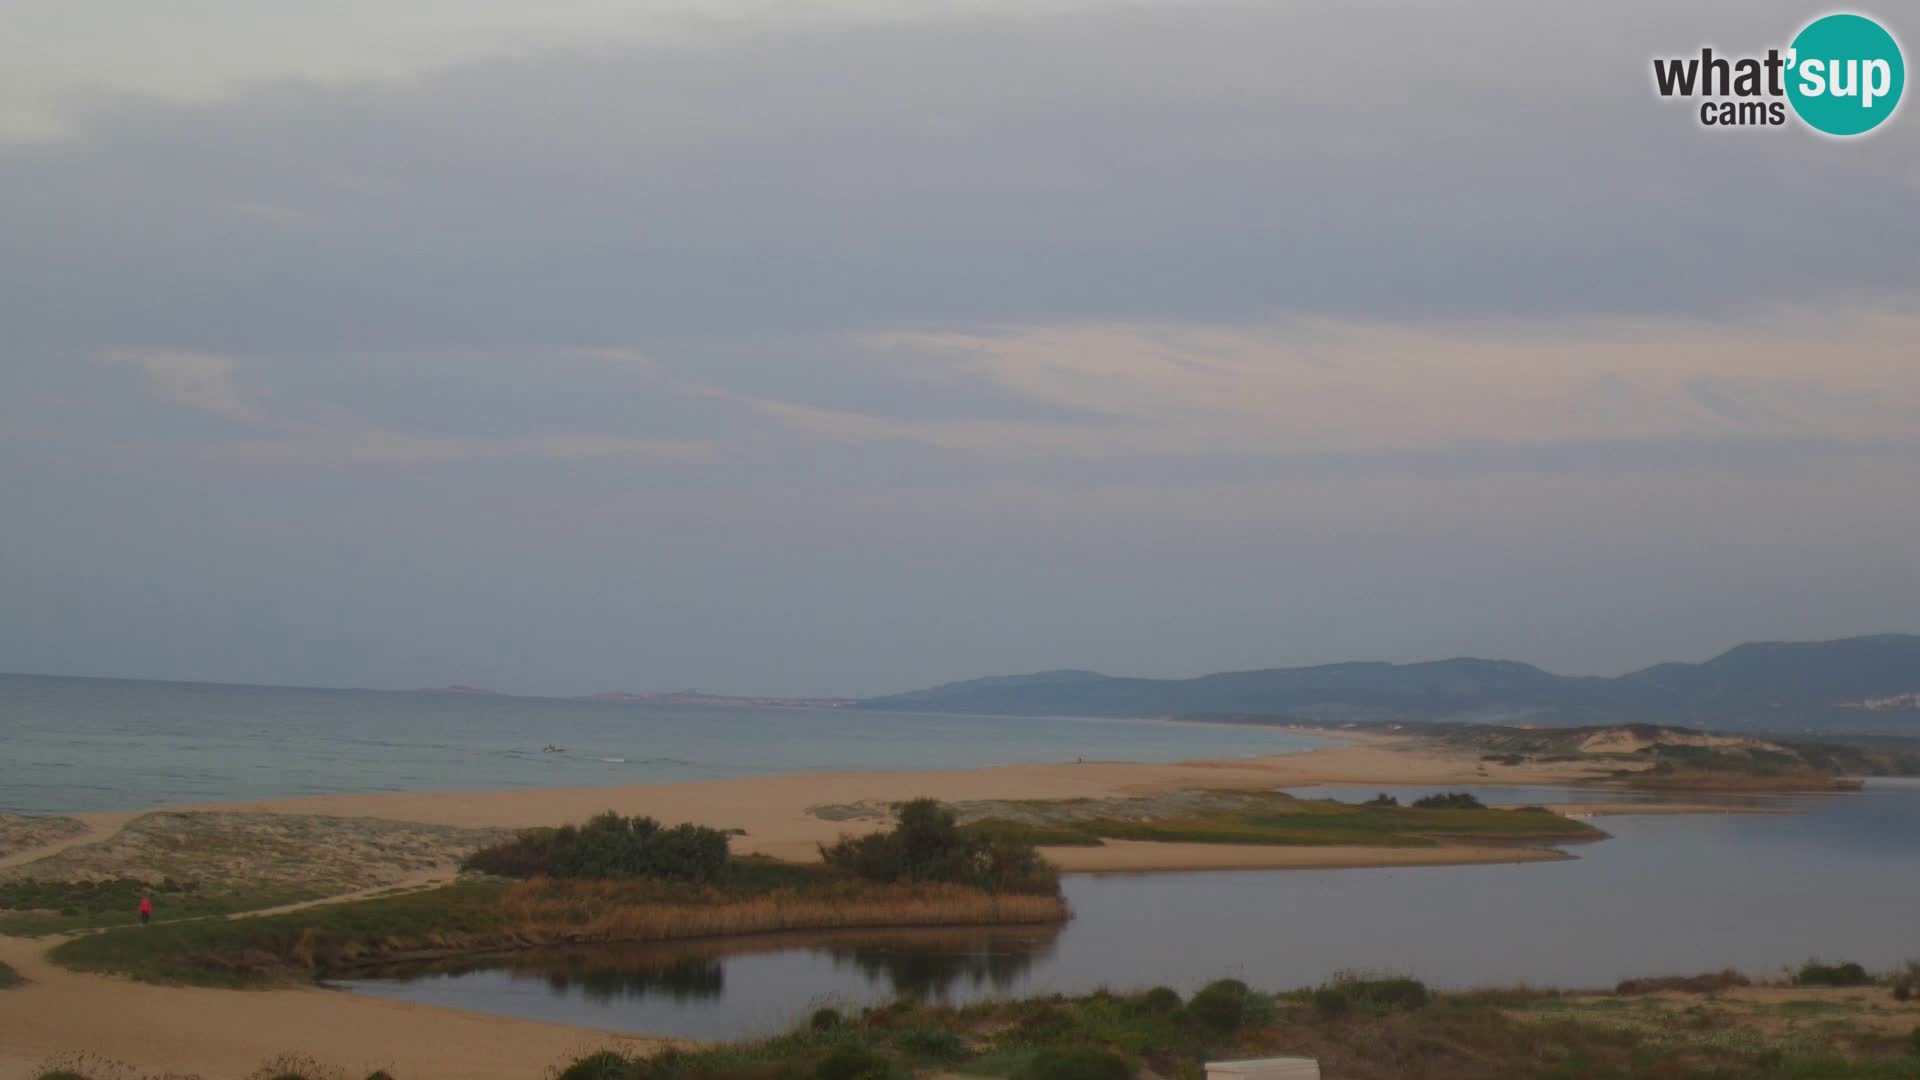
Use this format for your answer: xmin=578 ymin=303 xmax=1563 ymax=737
xmin=1363 ymin=793 xmax=1399 ymax=806
xmin=1187 ymin=978 xmax=1249 ymax=1031
xmin=1012 ymin=1003 xmax=1076 ymax=1041
xmin=365 ymin=1072 xmax=395 ymax=1080
xmin=463 ymin=812 xmax=729 ymax=883
xmin=897 ymin=1027 xmax=967 ymax=1062
xmin=1310 ymin=987 xmax=1349 ymax=1015
xmin=1410 ymin=792 xmax=1485 ymax=810
xmin=1014 ymin=1048 xmax=1132 ymax=1080
xmin=1793 ymin=960 xmax=1870 ymax=987
xmin=814 ymin=1043 xmax=891 ymax=1080
xmin=819 ymin=799 xmax=1058 ymax=896
xmin=0 ymin=960 xmax=22 ymax=989
xmin=556 ymin=1050 xmax=639 ymax=1080
xmin=1910 ymin=1026 xmax=1920 ymax=1056
xmin=1353 ymin=976 xmax=1428 ymax=1011
xmin=810 ymin=1007 xmax=844 ymax=1032
xmin=1140 ymin=986 xmax=1182 ymax=1014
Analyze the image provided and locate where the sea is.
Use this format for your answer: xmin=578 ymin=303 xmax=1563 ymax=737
xmin=0 ymin=672 xmax=1328 ymax=816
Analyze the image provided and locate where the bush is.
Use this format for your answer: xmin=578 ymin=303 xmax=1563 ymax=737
xmin=1363 ymin=793 xmax=1399 ymax=807
xmin=1616 ymin=970 xmax=1750 ymax=995
xmin=1892 ymin=961 xmax=1920 ymax=1002
xmin=819 ymin=799 xmax=1059 ymax=896
xmin=1187 ymin=978 xmax=1249 ymax=1031
xmin=1310 ymin=987 xmax=1350 ymax=1015
xmin=1410 ymin=792 xmax=1485 ymax=810
xmin=463 ymin=812 xmax=729 ymax=883
xmin=556 ymin=1050 xmax=639 ymax=1080
xmin=1311 ymin=975 xmax=1429 ymax=1014
xmin=1140 ymin=986 xmax=1183 ymax=1014
xmin=814 ymin=1044 xmax=891 ymax=1080
xmin=1014 ymin=1048 xmax=1132 ymax=1080
xmin=897 ymin=1027 xmax=967 ymax=1062
xmin=810 ymin=1007 xmax=844 ymax=1032
xmin=1794 ymin=960 xmax=1870 ymax=987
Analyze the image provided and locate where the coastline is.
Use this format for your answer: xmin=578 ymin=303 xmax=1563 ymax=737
xmin=0 ymin=731 xmax=1838 ymax=1080
xmin=67 ymin=730 xmax=1635 ymax=873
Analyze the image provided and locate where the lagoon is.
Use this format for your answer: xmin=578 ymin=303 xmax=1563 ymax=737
xmin=335 ymin=780 xmax=1920 ymax=1039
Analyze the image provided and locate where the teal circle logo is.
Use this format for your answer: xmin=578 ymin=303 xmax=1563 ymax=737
xmin=1787 ymin=13 xmax=1905 ymax=136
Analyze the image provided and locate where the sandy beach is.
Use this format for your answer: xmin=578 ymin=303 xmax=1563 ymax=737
xmin=140 ymin=732 xmax=1624 ymax=869
xmin=0 ymin=734 xmax=1723 ymax=1080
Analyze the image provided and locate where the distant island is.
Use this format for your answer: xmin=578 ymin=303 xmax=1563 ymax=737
xmin=853 ymin=633 xmax=1920 ymax=736
xmin=586 ymin=689 xmax=859 ymax=708
xmin=412 ymin=684 xmax=506 ymax=697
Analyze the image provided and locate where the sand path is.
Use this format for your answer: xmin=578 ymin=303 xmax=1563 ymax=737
xmin=0 ymin=812 xmax=141 ymax=872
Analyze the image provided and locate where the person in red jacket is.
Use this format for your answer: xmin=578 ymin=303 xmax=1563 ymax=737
xmin=138 ymin=894 xmax=153 ymax=925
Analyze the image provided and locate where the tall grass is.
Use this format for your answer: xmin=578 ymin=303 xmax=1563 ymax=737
xmin=497 ymin=878 xmax=1065 ymax=942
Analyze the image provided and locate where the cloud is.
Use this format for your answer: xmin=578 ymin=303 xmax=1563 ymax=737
xmin=108 ymin=350 xmax=264 ymax=423
xmin=100 ymin=347 xmax=719 ymax=466
xmin=0 ymin=0 xmax=1100 ymax=143
xmin=190 ymin=430 xmax=716 ymax=467
xmin=3 ymin=0 xmax=1915 ymax=363
xmin=816 ymin=312 xmax=1920 ymax=457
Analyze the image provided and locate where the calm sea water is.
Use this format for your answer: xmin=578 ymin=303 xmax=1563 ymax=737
xmin=336 ymin=780 xmax=1920 ymax=1039
xmin=0 ymin=673 xmax=1327 ymax=815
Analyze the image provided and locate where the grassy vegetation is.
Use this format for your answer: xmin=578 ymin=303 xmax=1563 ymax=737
xmin=1415 ymin=721 xmax=1914 ymax=790
xmin=26 ymin=968 xmax=1920 ymax=1078
xmin=973 ymin=792 xmax=1602 ymax=850
xmin=0 ymin=876 xmax=309 ymax=937
xmin=49 ymin=871 xmax=1065 ymax=987
xmin=531 ymin=974 xmax=1920 ymax=1080
xmin=0 ymin=958 xmax=22 ymax=988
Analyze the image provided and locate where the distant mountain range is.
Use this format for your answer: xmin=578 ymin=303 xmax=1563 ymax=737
xmin=853 ymin=634 xmax=1920 ymax=735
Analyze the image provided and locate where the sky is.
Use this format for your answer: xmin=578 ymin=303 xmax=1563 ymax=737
xmin=1 ymin=0 xmax=1917 ymax=697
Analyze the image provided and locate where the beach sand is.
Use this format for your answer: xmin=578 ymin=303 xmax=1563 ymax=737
xmin=0 ymin=734 xmax=1687 ymax=1079
xmin=0 ymin=932 xmax=671 ymax=1080
xmin=141 ymin=732 xmax=1623 ymax=870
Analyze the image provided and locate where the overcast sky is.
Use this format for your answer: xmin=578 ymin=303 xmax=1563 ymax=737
xmin=2 ymin=0 xmax=1916 ymax=696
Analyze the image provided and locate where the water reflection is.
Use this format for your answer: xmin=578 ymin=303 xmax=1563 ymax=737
xmin=337 ymin=925 xmax=1060 ymax=1036
xmin=824 ymin=929 xmax=1054 ymax=999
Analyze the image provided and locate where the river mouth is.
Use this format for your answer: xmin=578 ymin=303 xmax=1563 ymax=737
xmin=335 ymin=782 xmax=1920 ymax=1040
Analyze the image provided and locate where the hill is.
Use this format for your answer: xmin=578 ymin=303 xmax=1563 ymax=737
xmin=854 ymin=634 xmax=1920 ymax=735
